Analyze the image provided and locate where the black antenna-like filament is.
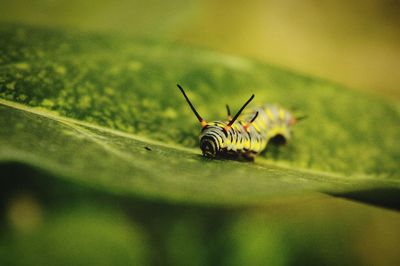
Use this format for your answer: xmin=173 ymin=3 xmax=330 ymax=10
xmin=296 ymin=115 xmax=308 ymax=121
xmin=226 ymin=104 xmax=232 ymax=120
xmin=243 ymin=111 xmax=259 ymax=131
xmin=177 ymin=84 xmax=206 ymax=127
xmin=249 ymin=111 xmax=259 ymax=123
xmin=226 ymin=94 xmax=255 ymax=129
xmin=289 ymin=114 xmax=308 ymax=125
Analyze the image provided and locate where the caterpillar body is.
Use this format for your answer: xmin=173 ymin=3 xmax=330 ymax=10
xmin=177 ymin=84 xmax=299 ymax=161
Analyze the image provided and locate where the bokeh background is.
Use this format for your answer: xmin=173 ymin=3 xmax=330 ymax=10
xmin=0 ymin=0 xmax=399 ymax=98
xmin=1 ymin=1 xmax=399 ymax=265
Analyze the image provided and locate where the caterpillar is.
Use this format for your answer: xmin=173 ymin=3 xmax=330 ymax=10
xmin=177 ymin=84 xmax=300 ymax=161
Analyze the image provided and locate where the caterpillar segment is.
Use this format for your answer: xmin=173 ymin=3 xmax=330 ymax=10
xmin=177 ymin=84 xmax=297 ymax=161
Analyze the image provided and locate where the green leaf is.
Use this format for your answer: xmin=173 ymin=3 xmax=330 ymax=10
xmin=0 ymin=23 xmax=399 ymax=205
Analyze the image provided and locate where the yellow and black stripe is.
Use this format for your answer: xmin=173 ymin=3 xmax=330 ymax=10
xmin=177 ymin=84 xmax=297 ymax=160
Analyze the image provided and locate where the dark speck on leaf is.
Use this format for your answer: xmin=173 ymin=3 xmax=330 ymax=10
xmin=144 ymin=146 xmax=152 ymax=151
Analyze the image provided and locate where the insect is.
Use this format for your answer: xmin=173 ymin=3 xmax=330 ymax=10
xmin=177 ymin=84 xmax=301 ymax=161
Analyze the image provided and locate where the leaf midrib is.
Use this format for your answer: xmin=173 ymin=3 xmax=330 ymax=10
xmin=1 ymin=98 xmax=399 ymax=187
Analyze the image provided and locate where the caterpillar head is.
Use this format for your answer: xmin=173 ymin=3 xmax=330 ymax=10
xmin=199 ymin=123 xmax=226 ymax=158
xmin=200 ymin=134 xmax=219 ymax=157
xmin=177 ymin=84 xmax=254 ymax=158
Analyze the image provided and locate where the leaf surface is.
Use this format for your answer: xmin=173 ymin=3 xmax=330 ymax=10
xmin=0 ymin=24 xmax=399 ymax=205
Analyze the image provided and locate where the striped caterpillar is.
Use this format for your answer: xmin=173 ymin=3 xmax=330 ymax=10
xmin=177 ymin=84 xmax=300 ymax=161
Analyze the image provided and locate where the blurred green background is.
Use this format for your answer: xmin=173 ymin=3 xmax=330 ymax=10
xmin=1 ymin=165 xmax=399 ymax=266
xmin=1 ymin=0 xmax=399 ymax=98
xmin=0 ymin=1 xmax=399 ymax=266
